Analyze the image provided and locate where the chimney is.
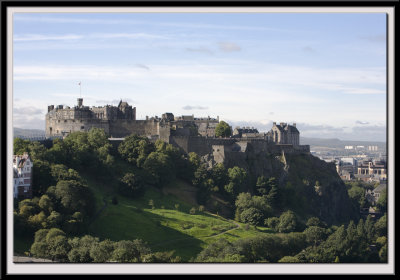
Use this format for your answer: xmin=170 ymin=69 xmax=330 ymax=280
xmin=273 ymin=122 xmax=276 ymax=126
xmin=293 ymin=123 xmax=296 ymax=127
xmin=77 ymin=98 xmax=83 ymax=107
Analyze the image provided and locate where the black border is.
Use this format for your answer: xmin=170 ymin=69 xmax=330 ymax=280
xmin=1 ymin=0 xmax=397 ymax=276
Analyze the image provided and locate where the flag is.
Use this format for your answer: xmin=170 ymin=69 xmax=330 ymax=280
xmin=78 ymin=82 xmax=81 ymax=85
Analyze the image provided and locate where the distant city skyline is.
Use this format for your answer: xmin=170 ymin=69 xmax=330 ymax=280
xmin=12 ymin=9 xmax=388 ymax=142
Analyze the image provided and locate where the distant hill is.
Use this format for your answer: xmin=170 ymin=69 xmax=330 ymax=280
xmin=13 ymin=127 xmax=46 ymax=139
xmin=301 ymin=137 xmax=386 ymax=149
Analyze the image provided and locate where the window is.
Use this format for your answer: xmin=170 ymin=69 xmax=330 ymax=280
xmin=81 ymin=126 xmax=85 ymax=130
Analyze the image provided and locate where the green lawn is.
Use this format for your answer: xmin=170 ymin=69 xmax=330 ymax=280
xmin=86 ymin=177 xmax=269 ymax=261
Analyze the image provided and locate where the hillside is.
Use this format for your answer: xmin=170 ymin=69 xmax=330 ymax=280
xmin=13 ymin=131 xmax=370 ymax=263
xmin=84 ymin=174 xmax=266 ymax=261
xmin=13 ymin=127 xmax=46 ymax=139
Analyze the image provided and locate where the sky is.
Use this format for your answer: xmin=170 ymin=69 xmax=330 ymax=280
xmin=12 ymin=11 xmax=388 ymax=142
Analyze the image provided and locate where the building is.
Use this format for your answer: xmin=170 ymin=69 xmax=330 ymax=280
xmin=267 ymin=122 xmax=300 ymax=146
xmin=357 ymin=159 xmax=387 ymax=181
xmin=45 ymin=99 xmax=310 ymax=161
xmin=46 ymin=98 xmax=220 ymax=140
xmin=232 ymin=127 xmax=260 ymax=138
xmin=365 ymin=182 xmax=387 ymax=206
xmin=336 ymin=158 xmax=356 ymax=181
xmin=13 ymin=152 xmax=33 ymax=199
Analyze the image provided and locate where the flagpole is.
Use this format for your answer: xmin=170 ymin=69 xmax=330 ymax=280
xmin=79 ymin=81 xmax=81 ymax=98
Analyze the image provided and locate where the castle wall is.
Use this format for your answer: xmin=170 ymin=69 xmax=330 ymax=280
xmin=108 ymin=120 xmax=159 ymax=138
xmin=46 ymin=116 xmax=110 ymax=138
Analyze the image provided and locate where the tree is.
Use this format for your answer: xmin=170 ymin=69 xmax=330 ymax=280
xmin=277 ymin=210 xmax=297 ymax=233
xmin=225 ymin=166 xmax=248 ymax=198
xmin=142 ymin=151 xmax=175 ymax=187
xmin=235 ymin=193 xmax=272 ymax=226
xmin=240 ymin=207 xmax=264 ymax=226
xmin=54 ymin=180 xmax=95 ymax=216
xmin=304 ymin=226 xmax=328 ymax=247
xmin=256 ymin=176 xmax=269 ymax=196
xmin=111 ymin=240 xmax=151 ymax=262
xmin=119 ymin=172 xmax=144 ymax=197
xmin=118 ymin=134 xmax=155 ymax=166
xmin=13 ymin=138 xmax=31 ymax=155
xmin=38 ymin=194 xmax=54 ymax=214
xmin=32 ymin=160 xmax=54 ymax=196
xmin=215 ymin=121 xmax=232 ymax=138
xmin=376 ymin=189 xmax=387 ymax=213
xmin=90 ymin=239 xmax=115 ymax=263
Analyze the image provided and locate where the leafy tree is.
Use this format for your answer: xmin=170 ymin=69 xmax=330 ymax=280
xmin=38 ymin=194 xmax=54 ymax=214
xmin=304 ymin=226 xmax=328 ymax=247
xmin=277 ymin=210 xmax=297 ymax=233
xmin=68 ymin=235 xmax=99 ymax=263
xmin=215 ymin=121 xmax=232 ymax=138
xmin=235 ymin=193 xmax=272 ymax=226
xmin=118 ymin=134 xmax=155 ymax=166
xmin=376 ymin=189 xmax=387 ymax=213
xmin=306 ymin=217 xmax=323 ymax=228
xmin=54 ymin=180 xmax=95 ymax=216
xmin=374 ymin=213 xmax=387 ymax=238
xmin=265 ymin=217 xmax=279 ymax=230
xmin=225 ymin=166 xmax=247 ymax=198
xmin=31 ymin=160 xmax=54 ymax=196
xmin=90 ymin=239 xmax=115 ymax=263
xmin=46 ymin=211 xmax=63 ymax=228
xmin=240 ymin=207 xmax=264 ymax=226
xmin=119 ymin=172 xmax=144 ymax=197
xmin=111 ymin=240 xmax=151 ymax=262
xmin=256 ymin=176 xmax=269 ymax=196
xmin=13 ymin=138 xmax=31 ymax=155
xmin=211 ymin=163 xmax=229 ymax=191
xmin=142 ymin=151 xmax=175 ymax=187
xmin=348 ymin=184 xmax=368 ymax=209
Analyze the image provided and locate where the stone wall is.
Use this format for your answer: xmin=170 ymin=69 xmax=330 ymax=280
xmin=108 ymin=119 xmax=159 ymax=138
xmin=46 ymin=117 xmax=110 ymax=137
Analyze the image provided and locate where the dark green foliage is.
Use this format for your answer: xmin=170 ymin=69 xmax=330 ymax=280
xmin=276 ymin=210 xmax=297 ymax=233
xmin=29 ymin=230 xmax=158 ymax=263
xmin=142 ymin=151 xmax=175 ymax=188
xmin=196 ymin=233 xmax=307 ymax=263
xmin=119 ymin=172 xmax=144 ymax=197
xmin=54 ymin=180 xmax=95 ymax=217
xmin=225 ymin=166 xmax=247 ymax=199
xmin=376 ymin=189 xmax=387 ymax=212
xmin=118 ymin=134 xmax=155 ymax=166
xmin=215 ymin=121 xmax=232 ymax=138
xmin=112 ymin=239 xmax=151 ymax=262
xmin=235 ymin=193 xmax=272 ymax=226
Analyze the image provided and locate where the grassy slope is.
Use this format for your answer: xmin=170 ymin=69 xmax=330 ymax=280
xmin=85 ymin=170 xmax=269 ymax=261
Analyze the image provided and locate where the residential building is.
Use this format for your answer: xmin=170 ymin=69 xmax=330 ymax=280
xmin=13 ymin=152 xmax=33 ymax=199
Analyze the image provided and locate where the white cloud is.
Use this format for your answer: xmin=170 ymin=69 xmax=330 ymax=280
xmin=218 ymin=42 xmax=241 ymax=52
xmin=14 ymin=34 xmax=84 ymax=42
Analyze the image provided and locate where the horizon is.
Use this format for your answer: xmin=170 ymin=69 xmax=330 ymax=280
xmin=12 ymin=11 xmax=387 ymax=142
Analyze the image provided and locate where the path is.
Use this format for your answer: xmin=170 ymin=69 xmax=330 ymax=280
xmin=151 ymin=213 xmax=241 ymax=248
xmin=88 ymin=198 xmax=108 ymax=225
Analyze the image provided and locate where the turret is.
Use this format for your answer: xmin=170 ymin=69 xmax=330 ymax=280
xmin=77 ymin=98 xmax=83 ymax=107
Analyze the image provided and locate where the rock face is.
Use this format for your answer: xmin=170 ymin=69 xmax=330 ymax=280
xmin=203 ymin=145 xmax=359 ymax=225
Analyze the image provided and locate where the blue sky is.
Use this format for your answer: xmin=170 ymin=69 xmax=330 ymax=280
xmin=12 ymin=12 xmax=387 ymax=141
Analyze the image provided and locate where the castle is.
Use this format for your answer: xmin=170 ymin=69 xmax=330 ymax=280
xmin=45 ymin=98 xmax=310 ymax=160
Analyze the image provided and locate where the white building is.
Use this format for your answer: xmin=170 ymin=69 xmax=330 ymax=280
xmin=13 ymin=152 xmax=33 ymax=199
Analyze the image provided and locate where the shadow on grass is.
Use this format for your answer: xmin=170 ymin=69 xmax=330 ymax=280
xmin=88 ymin=204 xmax=205 ymax=262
